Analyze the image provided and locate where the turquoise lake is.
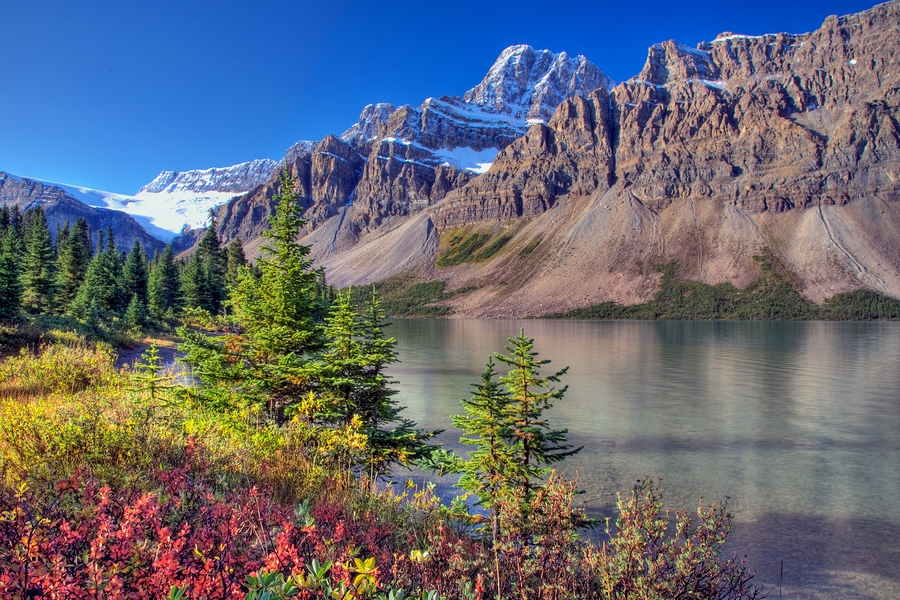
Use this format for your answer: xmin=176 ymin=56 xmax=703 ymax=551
xmin=386 ymin=319 xmax=900 ymax=600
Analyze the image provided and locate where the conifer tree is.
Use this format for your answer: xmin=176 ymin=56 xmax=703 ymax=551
xmin=180 ymin=168 xmax=325 ymax=419
xmin=148 ymin=245 xmax=181 ymax=318
xmin=103 ymin=228 xmax=128 ymax=314
xmin=124 ymin=293 xmax=148 ymax=332
xmin=453 ymin=358 xmax=519 ymax=516
xmin=197 ymin=209 xmax=227 ymax=314
xmin=9 ymin=206 xmax=23 ymax=240
xmin=180 ymin=251 xmax=210 ymax=312
xmin=0 ymin=205 xmax=10 ymax=239
xmin=225 ymin=238 xmax=247 ymax=291
xmin=308 ymin=289 xmax=435 ymax=478
xmin=70 ymin=230 xmax=126 ymax=320
xmin=56 ymin=218 xmax=91 ymax=311
xmin=229 ymin=168 xmax=326 ymax=357
xmin=494 ymin=329 xmax=581 ymax=496
xmin=0 ymin=228 xmax=23 ymax=320
xmin=123 ymin=240 xmax=149 ymax=305
xmin=21 ymin=206 xmax=56 ymax=314
xmin=56 ymin=222 xmax=71 ymax=258
xmin=357 ymin=289 xmax=434 ymax=473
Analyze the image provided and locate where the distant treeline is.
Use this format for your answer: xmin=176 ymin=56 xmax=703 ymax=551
xmin=0 ymin=204 xmax=251 ymax=333
xmin=548 ymin=257 xmax=900 ymax=321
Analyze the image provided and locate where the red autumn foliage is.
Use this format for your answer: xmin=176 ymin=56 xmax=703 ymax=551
xmin=0 ymin=440 xmax=442 ymax=599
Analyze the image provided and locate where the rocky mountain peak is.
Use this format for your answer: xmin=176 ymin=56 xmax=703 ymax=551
xmin=463 ymin=45 xmax=613 ymax=122
xmin=283 ymin=140 xmax=317 ymax=164
xmin=341 ymin=103 xmax=397 ymax=147
xmin=637 ymin=41 xmax=720 ymax=86
xmin=138 ymin=158 xmax=277 ymax=195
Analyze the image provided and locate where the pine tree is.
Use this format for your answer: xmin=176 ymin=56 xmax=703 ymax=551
xmin=56 ymin=222 xmax=71 ymax=260
xmin=357 ymin=289 xmax=434 ymax=474
xmin=452 ymin=357 xmax=521 ymax=589
xmin=148 ymin=245 xmax=181 ymax=318
xmin=123 ymin=240 xmax=149 ymax=305
xmin=494 ymin=329 xmax=581 ymax=496
xmin=70 ymin=230 xmax=126 ymax=320
xmin=180 ymin=168 xmax=326 ymax=420
xmin=229 ymin=168 xmax=326 ymax=358
xmin=124 ymin=293 xmax=148 ymax=333
xmin=9 ymin=206 xmax=23 ymax=241
xmin=130 ymin=342 xmax=174 ymax=402
xmin=225 ymin=238 xmax=247 ymax=291
xmin=0 ymin=205 xmax=10 ymax=239
xmin=453 ymin=358 xmax=520 ymax=506
xmin=308 ymin=289 xmax=435 ymax=478
xmin=103 ymin=228 xmax=128 ymax=314
xmin=197 ymin=208 xmax=227 ymax=314
xmin=56 ymin=218 xmax=91 ymax=311
xmin=0 ymin=228 xmax=23 ymax=320
xmin=180 ymin=251 xmax=210 ymax=312
xmin=21 ymin=206 xmax=56 ymax=314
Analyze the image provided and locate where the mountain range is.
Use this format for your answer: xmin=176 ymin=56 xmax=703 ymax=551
xmin=3 ymin=0 xmax=899 ymax=316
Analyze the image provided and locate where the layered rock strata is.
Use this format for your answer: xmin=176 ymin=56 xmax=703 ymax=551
xmin=435 ymin=2 xmax=900 ymax=226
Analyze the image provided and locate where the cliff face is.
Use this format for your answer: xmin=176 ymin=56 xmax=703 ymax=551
xmin=310 ymin=1 xmax=900 ymax=315
xmin=438 ymin=2 xmax=900 ymax=225
xmin=212 ymin=45 xmax=610 ymax=244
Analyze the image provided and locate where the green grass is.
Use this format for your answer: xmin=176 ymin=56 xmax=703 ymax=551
xmin=518 ymin=235 xmax=543 ymax=257
xmin=437 ymin=233 xmax=491 ymax=267
xmin=475 ymin=235 xmax=511 ymax=261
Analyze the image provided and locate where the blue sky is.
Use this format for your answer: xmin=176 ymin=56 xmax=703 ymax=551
xmin=0 ymin=0 xmax=880 ymax=193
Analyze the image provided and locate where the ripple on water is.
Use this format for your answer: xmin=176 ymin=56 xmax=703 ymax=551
xmin=387 ymin=319 xmax=900 ymax=599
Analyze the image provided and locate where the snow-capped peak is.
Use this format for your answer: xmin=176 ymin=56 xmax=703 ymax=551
xmin=138 ymin=158 xmax=277 ymax=195
xmin=341 ymin=103 xmax=397 ymax=146
xmin=463 ymin=45 xmax=613 ymax=122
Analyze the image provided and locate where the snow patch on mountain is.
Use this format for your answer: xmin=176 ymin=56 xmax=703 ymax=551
xmin=139 ymin=158 xmax=276 ymax=194
xmin=432 ymin=146 xmax=498 ymax=173
xmin=131 ymin=190 xmax=245 ymax=238
xmin=463 ymin=45 xmax=613 ymax=122
xmin=10 ymin=159 xmax=277 ymax=242
xmin=6 ymin=176 xmax=176 ymax=241
xmin=338 ymin=44 xmax=610 ymax=185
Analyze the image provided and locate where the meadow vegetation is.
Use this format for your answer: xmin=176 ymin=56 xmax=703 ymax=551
xmin=0 ymin=171 xmax=765 ymax=598
xmin=549 ymin=256 xmax=900 ymax=321
xmin=436 ymin=229 xmax=513 ymax=268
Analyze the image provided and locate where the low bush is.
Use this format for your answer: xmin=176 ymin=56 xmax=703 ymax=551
xmin=437 ymin=233 xmax=491 ymax=267
xmin=0 ymin=342 xmax=116 ymax=397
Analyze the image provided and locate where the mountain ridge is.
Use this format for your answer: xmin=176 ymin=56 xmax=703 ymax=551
xmin=294 ymin=0 xmax=900 ymax=316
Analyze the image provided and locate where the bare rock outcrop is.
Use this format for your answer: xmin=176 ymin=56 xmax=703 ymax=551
xmin=434 ymin=89 xmax=616 ymax=226
xmin=199 ymin=2 xmax=900 ymax=315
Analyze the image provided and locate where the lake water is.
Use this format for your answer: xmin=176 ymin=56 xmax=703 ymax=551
xmin=385 ymin=319 xmax=900 ymax=600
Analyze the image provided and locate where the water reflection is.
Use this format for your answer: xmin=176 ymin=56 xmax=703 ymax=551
xmin=386 ymin=319 xmax=900 ymax=599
